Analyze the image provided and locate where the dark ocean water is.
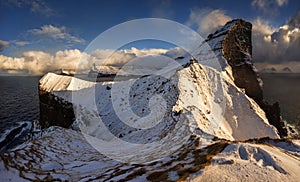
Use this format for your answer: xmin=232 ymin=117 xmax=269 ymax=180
xmin=0 ymin=76 xmax=41 ymax=138
xmin=260 ymin=73 xmax=300 ymax=130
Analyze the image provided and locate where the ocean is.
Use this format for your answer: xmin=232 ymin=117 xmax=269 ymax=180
xmin=260 ymin=73 xmax=300 ymax=130
xmin=0 ymin=76 xmax=41 ymax=151
xmin=0 ymin=74 xmax=299 ymax=151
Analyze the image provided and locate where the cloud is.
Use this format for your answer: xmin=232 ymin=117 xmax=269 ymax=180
xmin=2 ymin=0 xmax=54 ymax=17
xmin=276 ymin=0 xmax=289 ymax=6
xmin=252 ymin=11 xmax=300 ymax=66
xmin=0 ymin=47 xmax=182 ymax=75
xmin=252 ymin=18 xmax=276 ymax=35
xmin=91 ymin=47 xmax=168 ymax=66
xmin=287 ymin=10 xmax=300 ymax=28
xmin=251 ymin=0 xmax=288 ymax=14
xmin=15 ymin=41 xmax=30 ymax=46
xmin=0 ymin=40 xmax=10 ymax=52
xmin=0 ymin=49 xmax=88 ymax=75
xmin=29 ymin=25 xmax=85 ymax=43
xmin=151 ymin=0 xmax=174 ymax=19
xmin=186 ymin=8 xmax=231 ymax=37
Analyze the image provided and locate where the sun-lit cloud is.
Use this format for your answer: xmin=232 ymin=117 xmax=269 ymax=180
xmin=252 ymin=18 xmax=276 ymax=35
xmin=151 ymin=0 xmax=174 ymax=19
xmin=2 ymin=0 xmax=54 ymax=17
xmin=0 ymin=40 xmax=10 ymax=52
xmin=276 ymin=0 xmax=289 ymax=6
xmin=184 ymin=7 xmax=299 ymax=71
xmin=251 ymin=0 xmax=288 ymax=14
xmin=14 ymin=41 xmax=30 ymax=46
xmin=0 ymin=47 xmax=184 ymax=75
xmin=186 ymin=8 xmax=231 ymax=37
xmin=252 ymin=11 xmax=300 ymax=68
xmin=29 ymin=25 xmax=85 ymax=44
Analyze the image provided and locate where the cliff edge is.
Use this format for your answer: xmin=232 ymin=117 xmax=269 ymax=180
xmin=206 ymin=19 xmax=287 ymax=137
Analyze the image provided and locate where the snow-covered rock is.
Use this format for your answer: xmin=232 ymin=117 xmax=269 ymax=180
xmin=204 ymin=19 xmax=287 ymax=137
xmin=1 ymin=19 xmax=298 ymax=181
xmin=38 ymin=61 xmax=279 ymax=142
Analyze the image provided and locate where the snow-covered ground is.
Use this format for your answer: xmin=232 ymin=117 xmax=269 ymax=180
xmin=192 ymin=140 xmax=300 ymax=182
xmin=0 ymin=126 xmax=299 ymax=181
xmin=1 ymin=19 xmax=299 ymax=181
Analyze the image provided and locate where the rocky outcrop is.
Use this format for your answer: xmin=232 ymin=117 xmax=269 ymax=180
xmin=206 ymin=19 xmax=287 ymax=137
xmin=1 ymin=19 xmax=298 ymax=181
xmin=38 ymin=75 xmax=75 ymax=129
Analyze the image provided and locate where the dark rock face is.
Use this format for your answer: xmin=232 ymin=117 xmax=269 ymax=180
xmin=207 ymin=19 xmax=287 ymax=137
xmin=39 ymin=89 xmax=75 ymax=129
xmin=220 ymin=19 xmax=263 ymax=102
xmin=260 ymin=102 xmax=287 ymax=137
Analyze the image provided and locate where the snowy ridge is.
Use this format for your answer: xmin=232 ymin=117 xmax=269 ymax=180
xmin=1 ymin=19 xmax=299 ymax=181
xmin=39 ymin=62 xmax=279 ymax=142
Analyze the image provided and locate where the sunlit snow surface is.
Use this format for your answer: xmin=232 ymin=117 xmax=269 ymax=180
xmin=1 ymin=61 xmax=298 ymax=181
xmin=1 ymin=20 xmax=299 ymax=181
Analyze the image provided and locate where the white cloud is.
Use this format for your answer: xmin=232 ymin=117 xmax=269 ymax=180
xmin=252 ymin=18 xmax=276 ymax=35
xmin=251 ymin=0 xmax=288 ymax=14
xmin=3 ymin=0 xmax=54 ymax=17
xmin=15 ymin=41 xmax=30 ymax=46
xmin=276 ymin=0 xmax=288 ymax=6
xmin=29 ymin=25 xmax=85 ymax=43
xmin=186 ymin=8 xmax=231 ymax=37
xmin=252 ymin=13 xmax=300 ymax=65
xmin=151 ymin=0 xmax=174 ymax=19
xmin=0 ymin=47 xmax=182 ymax=75
xmin=0 ymin=40 xmax=10 ymax=52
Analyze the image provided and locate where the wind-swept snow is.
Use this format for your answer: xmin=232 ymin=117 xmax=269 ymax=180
xmin=191 ymin=140 xmax=300 ymax=182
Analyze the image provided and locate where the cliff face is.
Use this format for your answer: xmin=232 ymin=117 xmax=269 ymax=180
xmin=1 ymin=19 xmax=299 ymax=181
xmin=206 ymin=19 xmax=262 ymax=101
xmin=206 ymin=19 xmax=287 ymax=137
xmin=222 ymin=20 xmax=263 ymax=102
xmin=39 ymin=75 xmax=75 ymax=129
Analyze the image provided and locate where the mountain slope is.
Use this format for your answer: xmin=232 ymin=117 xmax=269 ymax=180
xmin=1 ymin=19 xmax=298 ymax=181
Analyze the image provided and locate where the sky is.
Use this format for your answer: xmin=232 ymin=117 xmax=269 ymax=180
xmin=0 ymin=0 xmax=299 ymax=75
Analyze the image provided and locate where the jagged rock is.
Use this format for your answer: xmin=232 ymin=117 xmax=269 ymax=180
xmin=206 ymin=19 xmax=287 ymax=137
xmin=1 ymin=19 xmax=297 ymax=181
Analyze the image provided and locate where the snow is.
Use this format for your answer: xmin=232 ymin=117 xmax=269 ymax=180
xmin=37 ymin=62 xmax=280 ymax=164
xmin=1 ymin=127 xmax=298 ymax=181
xmin=2 ymin=19 xmax=297 ymax=181
xmin=191 ymin=142 xmax=300 ymax=182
